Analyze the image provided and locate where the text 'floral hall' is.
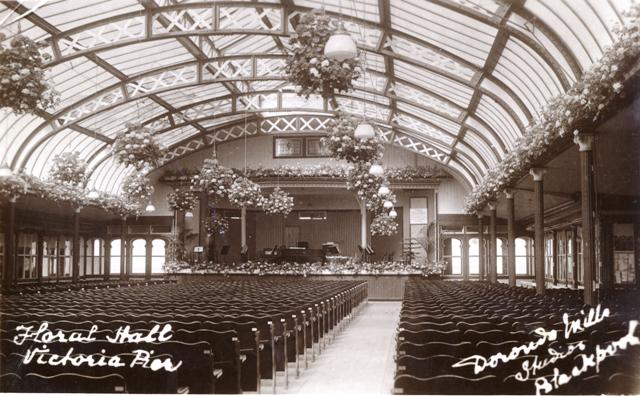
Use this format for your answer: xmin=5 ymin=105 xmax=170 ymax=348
xmin=0 ymin=0 xmax=639 ymax=395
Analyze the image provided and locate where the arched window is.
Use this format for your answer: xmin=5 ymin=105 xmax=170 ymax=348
xmin=469 ymin=238 xmax=480 ymax=275
xmin=443 ymin=238 xmax=462 ymax=275
xmin=496 ymin=239 xmax=505 ymax=275
xmin=131 ymin=239 xmax=147 ymax=274
xmin=92 ymin=239 xmax=105 ymax=275
xmin=151 ymin=239 xmax=166 ymax=274
xmin=516 ymin=238 xmax=532 ymax=275
xmin=110 ymin=239 xmax=122 ymax=274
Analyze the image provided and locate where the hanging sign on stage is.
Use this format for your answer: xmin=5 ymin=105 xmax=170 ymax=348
xmin=193 ymin=246 xmax=204 ymax=253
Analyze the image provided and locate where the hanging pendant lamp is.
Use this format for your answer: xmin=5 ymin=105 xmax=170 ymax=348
xmin=354 ymin=121 xmax=376 ymax=140
xmin=0 ymin=160 xmax=13 ymax=178
xmin=369 ymin=163 xmax=384 ymax=177
xmin=324 ymin=23 xmax=357 ymax=61
xmin=145 ymin=201 xmax=156 ymax=212
xmin=378 ymin=185 xmax=390 ymax=196
xmin=389 ymin=208 xmax=398 ymax=218
xmin=383 ymin=200 xmax=393 ymax=209
xmin=87 ymin=189 xmax=100 ymax=199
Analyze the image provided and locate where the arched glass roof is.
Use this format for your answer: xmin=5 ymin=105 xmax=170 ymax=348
xmin=0 ymin=0 xmax=633 ymax=193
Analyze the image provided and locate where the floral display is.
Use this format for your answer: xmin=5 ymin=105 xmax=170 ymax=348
xmin=122 ymin=171 xmax=154 ymax=206
xmin=190 ymin=154 xmax=235 ymax=199
xmin=0 ymin=174 xmax=28 ymax=201
xmin=322 ymin=115 xmax=383 ymax=164
xmin=167 ymin=188 xmax=198 ymax=211
xmin=0 ymin=33 xmax=58 ymax=114
xmin=464 ymin=4 xmax=640 ymax=213
xmin=370 ymin=213 xmax=399 ymax=237
xmin=86 ymin=192 xmax=138 ymax=217
xmin=262 ymin=187 xmax=295 ymax=216
xmin=48 ymin=151 xmax=87 ymax=186
xmin=112 ymin=123 xmax=166 ymax=170
xmin=172 ymin=259 xmax=440 ymax=276
xmin=346 ymin=163 xmax=396 ymax=213
xmin=227 ymin=176 xmax=264 ymax=208
xmin=425 ymin=260 xmax=447 ymax=276
xmin=205 ymin=214 xmax=230 ymax=236
xmin=286 ymin=10 xmax=361 ymax=98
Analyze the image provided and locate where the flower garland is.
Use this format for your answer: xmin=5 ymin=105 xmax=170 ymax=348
xmin=370 ymin=213 xmax=399 ymax=237
xmin=191 ymin=154 xmax=235 ymax=199
xmin=286 ymin=10 xmax=362 ymax=98
xmin=321 ymin=115 xmax=383 ymax=164
xmin=464 ymin=4 xmax=640 ymax=213
xmin=48 ymin=151 xmax=87 ymax=186
xmin=0 ymin=174 xmax=28 ymax=201
xmin=122 ymin=171 xmax=154 ymax=206
xmin=112 ymin=123 xmax=166 ymax=170
xmin=262 ymin=187 xmax=295 ymax=216
xmin=205 ymin=215 xmax=230 ymax=236
xmin=167 ymin=188 xmax=198 ymax=211
xmin=0 ymin=33 xmax=58 ymax=114
xmin=227 ymin=177 xmax=264 ymax=208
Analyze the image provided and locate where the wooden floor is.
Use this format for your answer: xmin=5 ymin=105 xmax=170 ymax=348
xmin=264 ymin=301 xmax=401 ymax=394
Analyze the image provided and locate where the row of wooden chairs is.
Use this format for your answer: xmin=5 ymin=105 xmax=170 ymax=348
xmin=393 ymin=280 xmax=640 ymax=395
xmin=1 ymin=278 xmax=368 ymax=393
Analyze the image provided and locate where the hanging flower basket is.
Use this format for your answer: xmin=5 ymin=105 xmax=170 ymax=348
xmin=228 ymin=177 xmax=264 ymax=208
xmin=370 ymin=213 xmax=399 ymax=237
xmin=322 ymin=115 xmax=383 ymax=164
xmin=167 ymin=188 xmax=198 ymax=211
xmin=0 ymin=33 xmax=58 ymax=114
xmin=191 ymin=154 xmax=235 ymax=199
xmin=286 ymin=10 xmax=362 ymax=98
xmin=263 ymin=187 xmax=295 ymax=216
xmin=122 ymin=171 xmax=154 ymax=206
xmin=48 ymin=151 xmax=87 ymax=186
xmin=205 ymin=215 xmax=230 ymax=236
xmin=112 ymin=123 xmax=166 ymax=170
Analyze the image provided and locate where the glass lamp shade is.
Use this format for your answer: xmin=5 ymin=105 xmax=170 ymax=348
xmin=0 ymin=161 xmax=14 ymax=178
xmin=185 ymin=211 xmax=194 ymax=218
xmin=383 ymin=200 xmax=393 ymax=209
xmin=354 ymin=122 xmax=376 ymax=140
xmin=324 ymin=25 xmax=357 ymax=61
xmin=378 ymin=185 xmax=390 ymax=196
xmin=86 ymin=189 xmax=100 ymax=199
xmin=145 ymin=202 xmax=156 ymax=212
xmin=389 ymin=208 xmax=398 ymax=218
xmin=369 ymin=164 xmax=384 ymax=177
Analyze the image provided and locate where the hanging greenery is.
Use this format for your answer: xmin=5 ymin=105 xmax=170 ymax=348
xmin=227 ymin=177 xmax=264 ymax=208
xmin=286 ymin=10 xmax=362 ymax=98
xmin=0 ymin=33 xmax=58 ymax=114
xmin=464 ymin=4 xmax=640 ymax=213
xmin=262 ymin=187 xmax=295 ymax=216
xmin=167 ymin=188 xmax=198 ymax=211
xmin=122 ymin=171 xmax=154 ymax=206
xmin=191 ymin=154 xmax=235 ymax=199
xmin=112 ymin=123 xmax=166 ymax=170
xmin=321 ymin=115 xmax=383 ymax=164
xmin=370 ymin=213 xmax=399 ymax=237
xmin=205 ymin=215 xmax=230 ymax=236
xmin=0 ymin=174 xmax=28 ymax=202
xmin=48 ymin=151 xmax=87 ymax=186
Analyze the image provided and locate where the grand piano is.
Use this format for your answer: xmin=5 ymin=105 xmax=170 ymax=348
xmin=261 ymin=245 xmax=324 ymax=263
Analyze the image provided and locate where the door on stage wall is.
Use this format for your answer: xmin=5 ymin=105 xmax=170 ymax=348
xmin=285 ymin=226 xmax=300 ymax=247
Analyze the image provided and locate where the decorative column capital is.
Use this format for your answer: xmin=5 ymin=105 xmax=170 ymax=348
xmin=487 ymin=201 xmax=497 ymax=211
xmin=504 ymin=188 xmax=514 ymax=199
xmin=529 ymin=168 xmax=547 ymax=181
xmin=477 ymin=213 xmax=484 ymax=221
xmin=573 ymin=132 xmax=594 ymax=151
xmin=74 ymin=207 xmax=82 ymax=214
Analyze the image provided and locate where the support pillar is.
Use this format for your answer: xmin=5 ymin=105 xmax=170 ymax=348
xmin=198 ymin=192 xmax=209 ymax=262
xmin=530 ymin=168 xmax=547 ymax=296
xmin=575 ymin=133 xmax=596 ymax=306
xmin=488 ymin=202 xmax=497 ymax=284
xmin=360 ymin=202 xmax=368 ymax=249
xmin=552 ymin=230 xmax=558 ymax=286
xmin=462 ymin=238 xmax=469 ymax=281
xmin=505 ymin=189 xmax=516 ymax=287
xmin=104 ymin=239 xmax=111 ymax=281
xmin=120 ymin=217 xmax=127 ymax=281
xmin=240 ymin=206 xmax=247 ymax=262
xmin=434 ymin=189 xmax=439 ymax=262
xmin=571 ymin=225 xmax=579 ymax=289
xmin=175 ymin=209 xmax=186 ymax=262
xmin=478 ymin=214 xmax=485 ymax=281
xmin=3 ymin=198 xmax=16 ymax=288
xmin=145 ymin=237 xmax=152 ymax=281
xmin=72 ymin=208 xmax=81 ymax=283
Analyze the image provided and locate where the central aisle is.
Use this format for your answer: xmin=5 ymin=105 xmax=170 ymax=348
xmin=284 ymin=301 xmax=402 ymax=394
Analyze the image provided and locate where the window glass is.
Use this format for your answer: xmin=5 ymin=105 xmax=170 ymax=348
xmin=442 ymin=238 xmax=462 ymax=275
xmin=515 ymin=238 xmax=530 ymax=275
xmin=17 ymin=234 xmax=37 ymax=279
xmin=110 ymin=239 xmax=121 ymax=275
xmin=469 ymin=238 xmax=479 ymax=274
xmin=131 ymin=239 xmax=146 ymax=274
xmin=43 ymin=236 xmax=58 ymax=278
xmin=151 ymin=239 xmax=166 ymax=274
